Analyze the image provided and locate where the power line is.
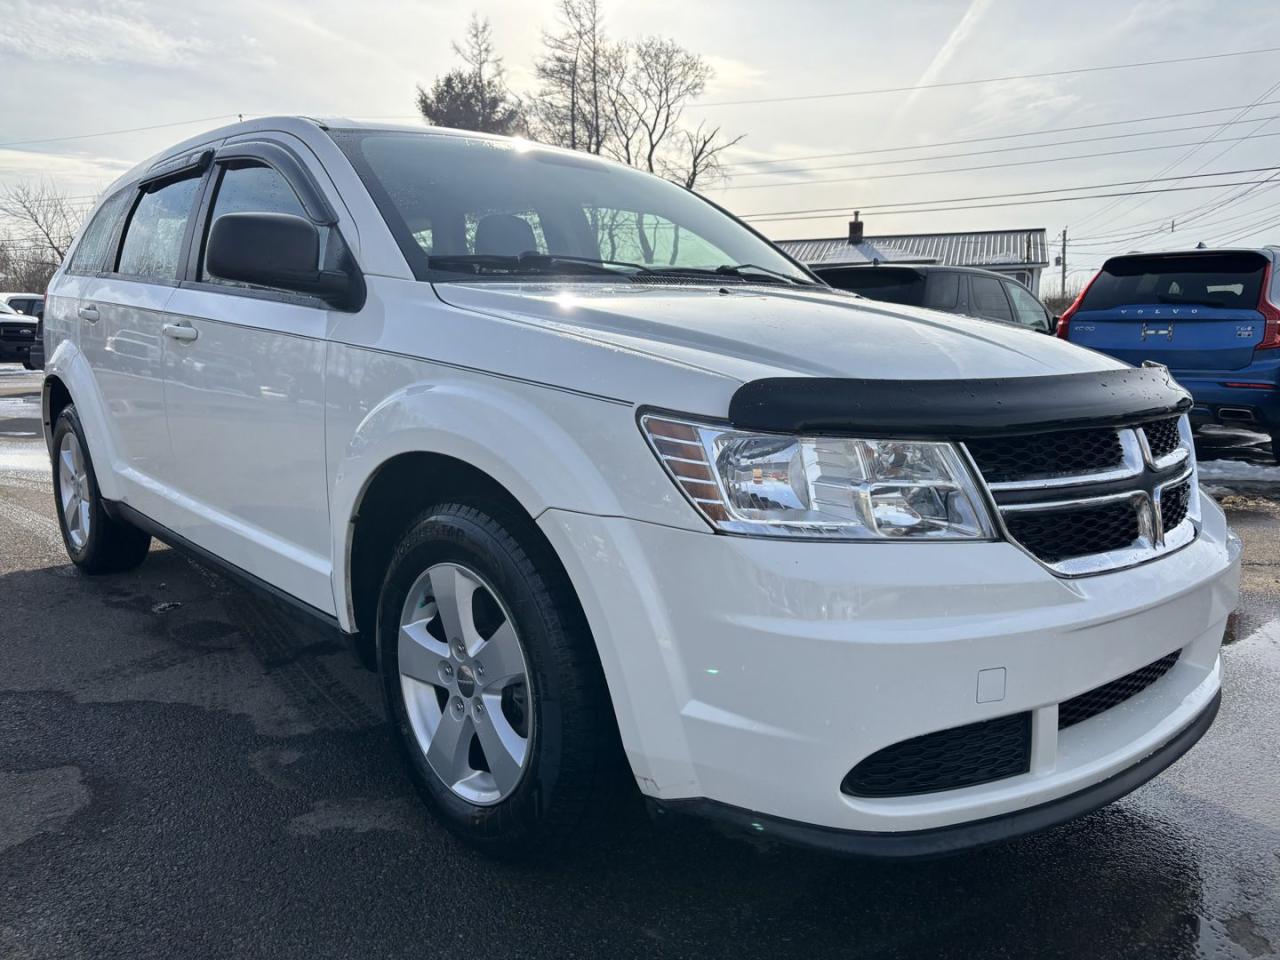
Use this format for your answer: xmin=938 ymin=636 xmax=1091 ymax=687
xmin=737 ymin=166 xmax=1280 ymax=218
xmin=720 ymin=100 xmax=1280 ymax=169
xmin=718 ymin=132 xmax=1280 ymax=192
xmin=0 ymin=114 xmax=242 ymax=150
xmin=750 ymin=180 xmax=1278 ymax=222
xmin=1073 ymin=81 xmax=1280 ymax=231
xmin=698 ymin=46 xmax=1280 ymax=107
xmin=730 ymin=114 xmax=1280 ymax=180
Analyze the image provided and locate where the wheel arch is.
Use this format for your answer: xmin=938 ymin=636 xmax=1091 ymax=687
xmin=342 ymin=451 xmax=595 ymax=671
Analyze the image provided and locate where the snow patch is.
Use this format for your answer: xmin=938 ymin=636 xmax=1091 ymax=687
xmin=1197 ymin=460 xmax=1280 ymax=483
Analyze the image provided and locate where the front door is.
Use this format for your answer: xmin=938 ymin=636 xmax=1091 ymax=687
xmin=161 ymin=156 xmax=335 ymax=612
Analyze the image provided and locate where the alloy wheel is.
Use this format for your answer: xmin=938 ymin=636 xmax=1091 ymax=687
xmin=57 ymin=431 xmax=91 ymax=551
xmin=398 ymin=562 xmax=534 ymax=805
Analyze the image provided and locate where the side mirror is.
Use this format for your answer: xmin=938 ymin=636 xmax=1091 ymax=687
xmin=1049 ymin=314 xmax=1061 ymax=334
xmin=206 ymin=212 xmax=361 ymax=309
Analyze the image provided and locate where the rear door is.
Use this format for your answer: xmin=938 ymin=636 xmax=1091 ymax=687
xmin=1066 ymin=251 xmax=1268 ymax=371
xmin=77 ymin=168 xmax=207 ymax=514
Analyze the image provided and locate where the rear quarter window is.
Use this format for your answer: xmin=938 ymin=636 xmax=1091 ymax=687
xmin=66 ymin=189 xmax=133 ymax=276
xmin=1082 ymin=253 xmax=1267 ymax=311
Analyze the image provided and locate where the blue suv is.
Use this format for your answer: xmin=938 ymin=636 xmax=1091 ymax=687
xmin=1060 ymin=248 xmax=1280 ymax=461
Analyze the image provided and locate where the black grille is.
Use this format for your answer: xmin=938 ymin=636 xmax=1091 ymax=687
xmin=1058 ymin=652 xmax=1181 ymax=730
xmin=841 ymin=713 xmax=1031 ymax=798
xmin=1143 ymin=418 xmax=1182 ymax=460
xmin=1004 ymin=499 xmax=1140 ymax=564
xmin=967 ymin=427 xmax=1124 ymax=483
xmin=0 ymin=323 xmax=35 ymax=340
xmin=1161 ymin=480 xmax=1192 ymax=532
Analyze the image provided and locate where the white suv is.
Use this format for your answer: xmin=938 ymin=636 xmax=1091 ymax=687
xmin=43 ymin=117 xmax=1239 ymax=858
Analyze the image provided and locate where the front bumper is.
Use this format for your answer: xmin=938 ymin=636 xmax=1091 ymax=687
xmin=0 ymin=341 xmax=33 ymax=363
xmin=659 ymin=689 xmax=1220 ymax=858
xmin=540 ymin=492 xmax=1239 ymax=841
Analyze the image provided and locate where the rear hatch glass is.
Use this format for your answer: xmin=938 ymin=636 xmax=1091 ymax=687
xmin=816 ymin=268 xmax=925 ymax=307
xmin=1069 ymin=251 xmax=1268 ymax=371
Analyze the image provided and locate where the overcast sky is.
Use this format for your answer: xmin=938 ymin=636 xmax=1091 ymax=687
xmin=2 ymin=0 xmax=1278 ymax=291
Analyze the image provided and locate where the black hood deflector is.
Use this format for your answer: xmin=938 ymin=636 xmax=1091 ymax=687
xmin=728 ymin=365 xmax=1192 ymax=438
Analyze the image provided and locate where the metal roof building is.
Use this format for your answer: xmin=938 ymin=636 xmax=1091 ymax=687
xmin=775 ymin=227 xmax=1050 ymax=292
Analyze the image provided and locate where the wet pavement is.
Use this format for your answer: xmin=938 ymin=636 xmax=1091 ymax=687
xmin=1 ymin=365 xmax=1279 ymax=960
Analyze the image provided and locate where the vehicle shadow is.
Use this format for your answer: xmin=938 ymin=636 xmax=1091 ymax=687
xmin=1 ymin=546 xmax=1242 ymax=960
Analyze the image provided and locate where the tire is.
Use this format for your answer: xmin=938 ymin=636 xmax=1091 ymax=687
xmin=1271 ymin=432 xmax=1280 ymax=466
xmin=377 ymin=501 xmax=617 ymax=858
xmin=51 ymin=406 xmax=151 ymax=573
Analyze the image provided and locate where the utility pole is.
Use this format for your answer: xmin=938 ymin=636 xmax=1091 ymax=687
xmin=1060 ymin=227 xmax=1068 ymax=299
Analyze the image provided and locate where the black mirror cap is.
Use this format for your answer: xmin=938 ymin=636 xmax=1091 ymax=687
xmin=206 ymin=212 xmax=364 ymax=310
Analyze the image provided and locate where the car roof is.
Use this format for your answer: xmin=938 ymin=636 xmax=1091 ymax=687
xmin=811 ymin=264 xmax=1024 ymax=280
xmin=0 ymin=292 xmax=43 ymax=299
xmin=107 ymin=115 xmax=632 ymax=199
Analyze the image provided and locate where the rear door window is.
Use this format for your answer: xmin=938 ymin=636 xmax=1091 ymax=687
xmin=923 ymin=272 xmax=960 ymax=310
xmin=969 ymin=275 xmax=1014 ymax=323
xmin=117 ymin=176 xmax=202 ymax=281
xmin=1080 ymin=253 xmax=1267 ymax=311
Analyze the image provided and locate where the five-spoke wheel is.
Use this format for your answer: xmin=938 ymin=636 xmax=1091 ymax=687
xmin=398 ymin=562 xmax=533 ymax=805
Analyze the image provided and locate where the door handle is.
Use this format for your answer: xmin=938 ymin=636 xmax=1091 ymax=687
xmin=77 ymin=305 xmax=99 ymax=323
xmin=163 ymin=322 xmax=199 ymax=343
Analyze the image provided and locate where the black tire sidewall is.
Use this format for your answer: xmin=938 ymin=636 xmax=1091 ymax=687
xmin=377 ymin=506 xmax=575 ymax=849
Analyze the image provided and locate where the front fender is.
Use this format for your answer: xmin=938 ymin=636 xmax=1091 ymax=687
xmin=326 ymin=354 xmax=704 ymax=630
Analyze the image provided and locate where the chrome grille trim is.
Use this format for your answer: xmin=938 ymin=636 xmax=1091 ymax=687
xmin=964 ymin=415 xmax=1200 ymax=578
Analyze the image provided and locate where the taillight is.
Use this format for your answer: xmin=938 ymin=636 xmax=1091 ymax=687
xmin=1055 ymin=271 xmax=1099 ymax=339
xmin=1256 ymin=261 xmax=1280 ymax=351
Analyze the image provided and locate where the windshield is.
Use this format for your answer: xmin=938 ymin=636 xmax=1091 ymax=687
xmin=329 ymin=129 xmax=812 ymax=284
xmin=1081 ymin=252 xmax=1267 ymax=311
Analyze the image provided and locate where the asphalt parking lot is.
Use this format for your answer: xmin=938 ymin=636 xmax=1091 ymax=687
xmin=1 ymin=365 xmax=1279 ymax=960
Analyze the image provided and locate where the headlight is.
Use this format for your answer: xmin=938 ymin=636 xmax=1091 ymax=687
xmin=641 ymin=413 xmax=995 ymax=541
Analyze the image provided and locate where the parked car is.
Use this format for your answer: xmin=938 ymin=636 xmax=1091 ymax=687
xmin=1060 ymin=249 xmax=1280 ymax=460
xmin=1 ymin=292 xmax=45 ymax=319
xmin=0 ymin=299 xmax=41 ymax=369
xmin=42 ymin=117 xmax=1238 ymax=859
xmin=814 ymin=264 xmax=1054 ymax=333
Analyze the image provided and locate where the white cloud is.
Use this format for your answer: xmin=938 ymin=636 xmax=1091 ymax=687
xmin=0 ymin=0 xmax=204 ymax=67
xmin=703 ymin=55 xmax=767 ymax=96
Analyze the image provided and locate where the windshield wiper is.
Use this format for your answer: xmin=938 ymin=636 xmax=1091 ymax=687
xmin=427 ymin=252 xmax=653 ymax=276
xmin=648 ymin=263 xmax=810 ymax=285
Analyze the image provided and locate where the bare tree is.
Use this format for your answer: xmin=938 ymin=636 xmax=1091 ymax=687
xmin=532 ymin=0 xmax=610 ymax=154
xmin=598 ymin=37 xmax=743 ymax=195
xmin=0 ymin=181 xmax=83 ymax=292
xmin=671 ymin=120 xmax=745 ymax=190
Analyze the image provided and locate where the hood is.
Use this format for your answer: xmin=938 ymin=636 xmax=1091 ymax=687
xmin=433 ymin=281 xmax=1123 ymax=383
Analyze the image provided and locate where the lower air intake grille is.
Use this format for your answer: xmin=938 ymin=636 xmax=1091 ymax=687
xmin=841 ymin=713 xmax=1031 ymax=798
xmin=1004 ymin=499 xmax=1141 ymax=564
xmin=1058 ymin=651 xmax=1181 ymax=730
xmin=966 ymin=427 xmax=1124 ymax=483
